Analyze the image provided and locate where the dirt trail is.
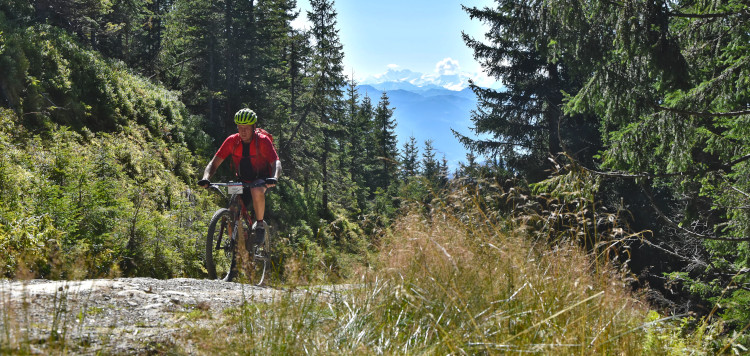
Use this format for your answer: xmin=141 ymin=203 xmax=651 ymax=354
xmin=1 ymin=278 xmax=344 ymax=354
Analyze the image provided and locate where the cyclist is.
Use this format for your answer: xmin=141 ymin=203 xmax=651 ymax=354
xmin=198 ymin=108 xmax=281 ymax=244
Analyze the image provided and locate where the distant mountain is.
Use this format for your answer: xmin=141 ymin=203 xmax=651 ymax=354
xmin=362 ymin=67 xmax=474 ymax=91
xmin=356 ymin=83 xmax=481 ymax=172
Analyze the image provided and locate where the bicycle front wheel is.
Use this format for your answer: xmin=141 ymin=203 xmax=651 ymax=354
xmin=245 ymin=240 xmax=268 ymax=286
xmin=205 ymin=208 xmax=237 ymax=281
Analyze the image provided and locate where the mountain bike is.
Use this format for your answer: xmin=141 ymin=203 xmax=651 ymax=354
xmin=203 ymin=181 xmax=270 ymax=285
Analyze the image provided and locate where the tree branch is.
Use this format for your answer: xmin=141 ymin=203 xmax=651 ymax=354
xmin=728 ymin=154 xmax=750 ymax=167
xmin=667 ymin=10 xmax=746 ymax=19
xmin=555 ymin=114 xmax=750 ymax=241
xmin=638 ymin=237 xmax=708 ymax=267
xmin=655 ymin=105 xmax=750 ymax=118
xmin=640 ymin=182 xmax=750 ymax=242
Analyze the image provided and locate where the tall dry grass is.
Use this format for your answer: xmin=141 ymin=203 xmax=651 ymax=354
xmin=1 ymin=180 xmax=726 ymax=354
xmin=188 ymin=181 xmax=718 ymax=355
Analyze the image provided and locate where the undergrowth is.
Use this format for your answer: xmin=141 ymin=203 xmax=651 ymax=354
xmin=181 ymin=180 xmax=732 ymax=355
xmin=1 ymin=178 xmax=740 ymax=354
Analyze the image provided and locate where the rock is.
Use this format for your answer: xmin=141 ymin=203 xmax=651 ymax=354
xmin=0 ymin=277 xmax=292 ymax=354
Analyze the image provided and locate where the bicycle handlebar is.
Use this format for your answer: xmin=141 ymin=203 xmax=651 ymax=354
xmin=209 ymin=181 xmax=269 ymax=188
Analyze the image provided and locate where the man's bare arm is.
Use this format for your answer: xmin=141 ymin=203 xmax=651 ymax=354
xmin=198 ymin=156 xmax=224 ymax=187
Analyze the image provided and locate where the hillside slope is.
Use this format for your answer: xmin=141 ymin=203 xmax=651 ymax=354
xmin=2 ymin=188 xmax=709 ymax=354
xmin=0 ymin=22 xmax=213 ymax=279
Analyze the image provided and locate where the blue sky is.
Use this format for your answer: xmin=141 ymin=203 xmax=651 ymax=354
xmin=292 ymin=0 xmax=497 ymax=86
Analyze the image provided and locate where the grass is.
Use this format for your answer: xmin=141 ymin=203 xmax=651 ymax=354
xmin=0 ymin=185 xmax=736 ymax=354
xmin=180 ymin=187 xmax=724 ymax=355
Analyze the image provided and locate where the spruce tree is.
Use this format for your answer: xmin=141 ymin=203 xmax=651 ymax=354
xmin=401 ymin=135 xmax=420 ymax=179
xmin=307 ymin=0 xmax=346 ymax=216
xmin=162 ymin=0 xmax=226 ymax=136
xmin=546 ymin=0 xmax=750 ymax=325
xmin=422 ymin=139 xmax=439 ymax=185
xmin=373 ymin=91 xmax=398 ymax=190
xmin=358 ymin=94 xmax=378 ymax=196
xmin=459 ymin=0 xmax=597 ymax=182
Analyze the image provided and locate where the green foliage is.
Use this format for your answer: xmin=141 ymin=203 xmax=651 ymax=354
xmin=463 ymin=0 xmax=750 ymax=333
xmin=641 ymin=311 xmax=727 ymax=355
xmin=182 ymin=183 xmax=707 ymax=354
xmin=0 ymin=21 xmax=211 ymax=278
xmin=0 ymin=21 xmax=204 ymax=152
xmin=0 ymin=114 xmax=209 ymax=278
xmin=540 ymin=0 xmax=750 ymax=328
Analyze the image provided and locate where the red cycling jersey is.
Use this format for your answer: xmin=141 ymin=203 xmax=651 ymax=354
xmin=215 ymin=131 xmax=279 ymax=181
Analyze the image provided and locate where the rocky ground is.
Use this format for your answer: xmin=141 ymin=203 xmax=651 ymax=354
xmin=1 ymin=278 xmax=343 ymax=354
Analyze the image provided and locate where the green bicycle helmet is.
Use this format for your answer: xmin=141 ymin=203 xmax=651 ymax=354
xmin=234 ymin=108 xmax=258 ymax=125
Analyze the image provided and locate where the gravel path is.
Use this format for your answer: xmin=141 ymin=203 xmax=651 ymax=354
xmin=1 ymin=278 xmax=325 ymax=354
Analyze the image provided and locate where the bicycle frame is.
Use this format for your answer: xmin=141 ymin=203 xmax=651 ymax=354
xmin=210 ymin=182 xmax=259 ymax=228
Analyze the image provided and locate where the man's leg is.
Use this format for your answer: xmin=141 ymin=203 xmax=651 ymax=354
xmin=250 ymin=185 xmax=267 ymax=244
xmin=250 ymin=186 xmax=267 ymax=221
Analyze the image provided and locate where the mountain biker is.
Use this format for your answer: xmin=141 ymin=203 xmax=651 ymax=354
xmin=197 ymin=108 xmax=281 ymax=244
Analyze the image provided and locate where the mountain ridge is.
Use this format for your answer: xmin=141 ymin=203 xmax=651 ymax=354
xmin=356 ymin=82 xmax=480 ymax=171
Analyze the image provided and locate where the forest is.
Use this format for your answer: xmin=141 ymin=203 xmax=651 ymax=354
xmin=0 ymin=0 xmax=749 ymax=353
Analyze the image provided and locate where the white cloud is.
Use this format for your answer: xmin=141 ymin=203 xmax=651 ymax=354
xmin=471 ymin=70 xmax=497 ymax=88
xmin=435 ymin=58 xmax=461 ymax=76
xmin=361 ymin=59 xmax=502 ymax=91
xmin=291 ymin=15 xmax=311 ymax=31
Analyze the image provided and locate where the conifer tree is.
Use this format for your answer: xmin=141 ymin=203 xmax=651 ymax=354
xmin=544 ymin=0 xmax=750 ymax=325
xmin=357 ymin=94 xmax=378 ymax=196
xmin=286 ymin=28 xmax=313 ymax=124
xmin=161 ymin=0 xmax=226 ymax=135
xmin=458 ymin=152 xmax=478 ymax=178
xmin=335 ymin=75 xmax=365 ymax=214
xmin=401 ymin=135 xmax=420 ymax=179
xmin=308 ymin=0 xmax=346 ymax=216
xmin=282 ymin=27 xmax=314 ymax=171
xmin=341 ymin=76 xmax=360 ymax=171
xmin=248 ymin=0 xmax=299 ymax=132
xmin=373 ymin=91 xmax=398 ymax=190
xmin=459 ymin=0 xmax=594 ymax=182
xmin=422 ymin=139 xmax=439 ymax=185
xmin=438 ymin=155 xmax=449 ymax=188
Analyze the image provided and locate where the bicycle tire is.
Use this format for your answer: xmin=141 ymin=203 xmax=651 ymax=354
xmin=245 ymin=232 xmax=269 ymax=286
xmin=205 ymin=208 xmax=237 ymax=281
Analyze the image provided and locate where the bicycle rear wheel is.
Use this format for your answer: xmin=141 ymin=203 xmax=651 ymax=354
xmin=205 ymin=208 xmax=237 ymax=281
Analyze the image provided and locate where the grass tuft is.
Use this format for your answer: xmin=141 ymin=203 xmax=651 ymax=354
xmin=183 ymin=184 xmax=716 ymax=354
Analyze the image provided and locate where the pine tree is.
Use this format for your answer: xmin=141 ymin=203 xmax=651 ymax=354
xmin=335 ymin=75 xmax=365 ymax=214
xmin=358 ymin=94 xmax=378 ymax=196
xmin=438 ymin=155 xmax=449 ymax=188
xmin=307 ymin=0 xmax=346 ymax=216
xmin=458 ymin=152 xmax=478 ymax=179
xmin=401 ymin=135 xmax=420 ymax=179
xmin=459 ymin=0 xmax=598 ymax=182
xmin=247 ymin=0 xmax=299 ymax=131
xmin=161 ymin=0 xmax=226 ymax=136
xmin=281 ymin=27 xmax=314 ymax=171
xmin=372 ymin=91 xmax=398 ymax=190
xmin=544 ymin=0 xmax=750 ymax=326
xmin=422 ymin=139 xmax=438 ymax=185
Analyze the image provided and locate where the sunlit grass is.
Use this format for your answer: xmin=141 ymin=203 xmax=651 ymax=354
xmin=1 ymin=185 xmax=732 ymax=354
xmin=183 ymin=188 xmax=720 ymax=355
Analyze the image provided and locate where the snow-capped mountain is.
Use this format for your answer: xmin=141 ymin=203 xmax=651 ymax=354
xmin=362 ymin=67 xmax=476 ymax=91
xmin=355 ymin=64 xmax=504 ymax=171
